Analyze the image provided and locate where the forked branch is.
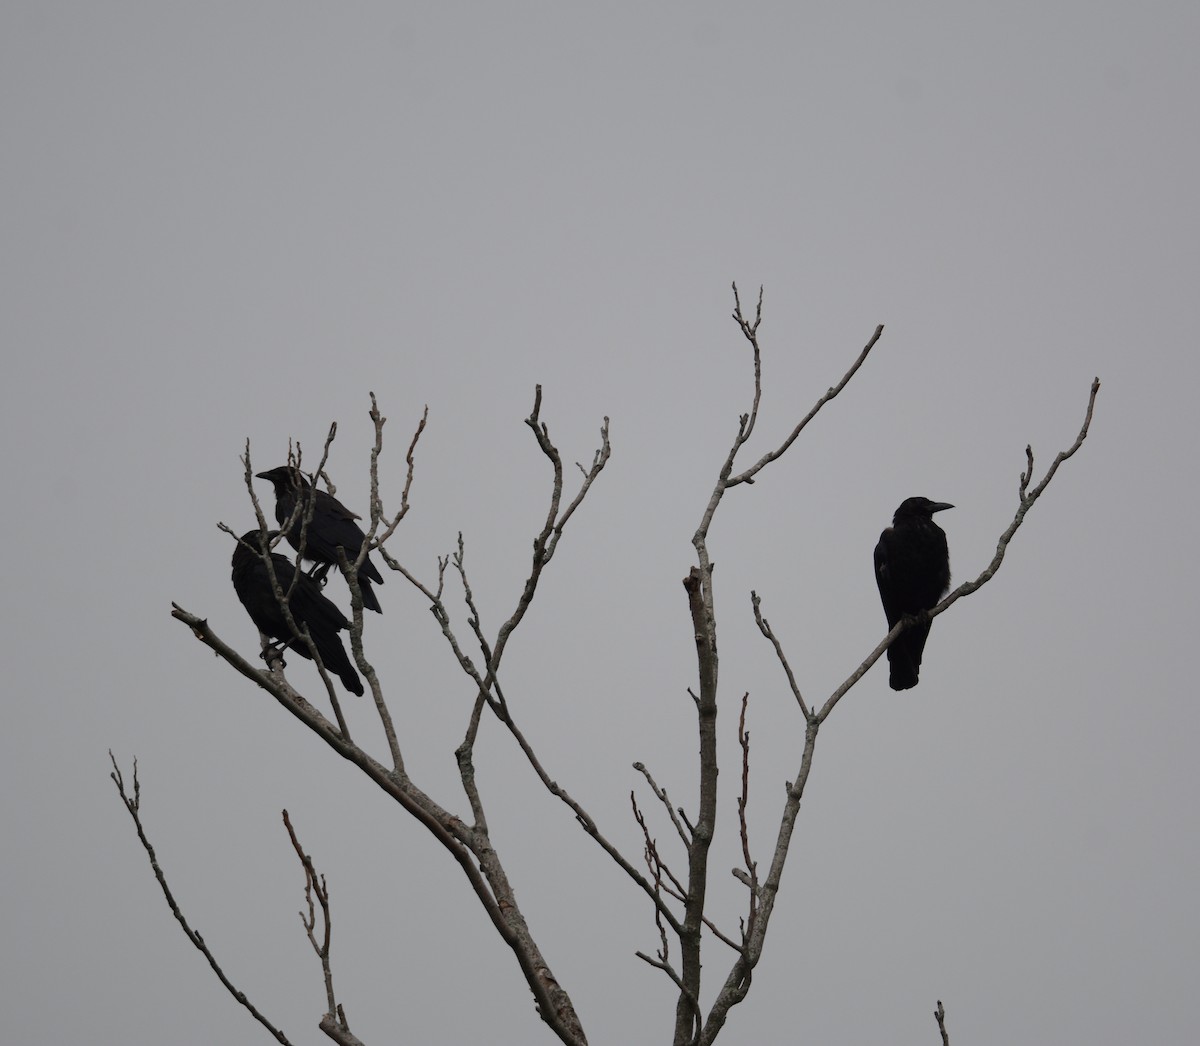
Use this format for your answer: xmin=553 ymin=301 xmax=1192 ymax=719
xmin=935 ymin=999 xmax=951 ymax=1046
xmin=726 ymin=320 xmax=884 ymax=488
xmin=282 ymin=810 xmax=344 ymax=1030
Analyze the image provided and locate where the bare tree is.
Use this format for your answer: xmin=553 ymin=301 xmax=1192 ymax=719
xmin=115 ymin=287 xmax=1100 ymax=1044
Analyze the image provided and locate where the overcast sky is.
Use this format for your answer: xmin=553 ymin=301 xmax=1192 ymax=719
xmin=4 ymin=3 xmax=1197 ymax=1044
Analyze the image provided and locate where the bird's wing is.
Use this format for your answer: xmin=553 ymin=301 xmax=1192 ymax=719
xmin=315 ymin=489 xmax=362 ymax=522
xmin=874 ymin=529 xmax=902 ymax=627
xmin=289 ymin=571 xmax=352 ymax=631
xmin=309 ymin=493 xmax=384 ymax=585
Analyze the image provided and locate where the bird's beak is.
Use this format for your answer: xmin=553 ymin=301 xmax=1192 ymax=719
xmin=254 ymin=470 xmax=270 ymax=480
xmin=931 ymin=502 xmax=954 ymax=513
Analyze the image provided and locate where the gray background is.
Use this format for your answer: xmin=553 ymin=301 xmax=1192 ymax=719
xmin=3 ymin=3 xmax=1196 ymax=1044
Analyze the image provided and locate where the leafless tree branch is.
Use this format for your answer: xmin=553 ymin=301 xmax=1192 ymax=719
xmin=634 ymin=841 xmax=703 ymax=1046
xmin=635 ymin=950 xmax=700 ymax=1037
xmin=750 ymin=593 xmax=809 ymax=719
xmin=455 ymin=693 xmax=491 ymax=832
xmin=634 ymin=762 xmax=692 ymax=849
xmin=389 ymin=396 xmax=687 ymax=940
xmin=726 ymin=321 xmax=884 ymax=488
xmin=347 ymin=402 xmax=430 ymax=770
xmin=489 ymin=386 xmax=610 ymax=666
xmin=930 ymin=377 xmax=1101 ymax=618
xmin=674 ymin=290 xmax=883 ymax=1045
xmin=282 ymin=809 xmax=352 ymax=1037
xmin=365 ymin=395 xmax=427 ymax=550
xmin=935 ymin=999 xmax=951 ymax=1046
xmin=168 ymin=594 xmax=588 ymax=1046
xmin=632 ymin=792 xmax=689 ymax=904
xmin=814 ymin=376 xmax=1102 ymax=725
xmin=319 ymin=1010 xmax=368 ymax=1046
xmin=730 ymin=283 xmax=764 ymax=445
xmin=630 ymin=798 xmax=742 ymax=956
xmin=109 ymin=753 xmax=295 ymax=1045
xmin=706 ymin=377 xmax=1101 ymax=1045
xmin=736 ymin=693 xmax=759 ymax=946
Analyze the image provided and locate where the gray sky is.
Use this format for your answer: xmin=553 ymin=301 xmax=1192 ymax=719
xmin=3 ymin=3 xmax=1197 ymax=1044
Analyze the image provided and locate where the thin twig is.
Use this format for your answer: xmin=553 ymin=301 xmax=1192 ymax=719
xmin=635 ymin=950 xmax=701 ymax=1032
xmin=365 ymin=396 xmax=428 ymax=551
xmin=731 ymin=283 xmax=765 ymax=446
xmin=632 ymin=792 xmax=688 ymax=901
xmin=348 ymin=399 xmax=431 ymax=773
xmin=726 ymin=323 xmax=885 ymax=488
xmin=935 ymin=999 xmax=950 ymax=1046
xmin=282 ymin=810 xmax=346 ymax=1029
xmin=490 ymin=389 xmax=610 ymax=667
xmin=108 ymin=754 xmax=294 ymax=1045
xmin=633 ymin=762 xmax=691 ymax=848
xmin=486 ymin=721 xmax=686 ymax=933
xmin=736 ymin=693 xmax=759 ymax=945
xmin=751 ymin=592 xmax=809 ymax=719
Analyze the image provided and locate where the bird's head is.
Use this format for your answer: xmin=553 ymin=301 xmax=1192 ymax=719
xmin=893 ymin=497 xmax=954 ymax=522
xmin=255 ymin=465 xmax=311 ymax=493
xmin=233 ymin=528 xmax=284 ymax=557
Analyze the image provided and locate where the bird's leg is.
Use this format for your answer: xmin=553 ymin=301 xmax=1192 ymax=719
xmin=260 ymin=637 xmax=296 ymax=667
xmin=307 ymin=562 xmax=332 ymax=587
xmin=899 ymin=610 xmax=933 ymax=630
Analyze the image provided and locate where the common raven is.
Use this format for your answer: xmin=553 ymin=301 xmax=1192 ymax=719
xmin=874 ymin=497 xmax=953 ymax=691
xmin=256 ymin=465 xmax=383 ymax=613
xmin=231 ymin=529 xmax=364 ymax=696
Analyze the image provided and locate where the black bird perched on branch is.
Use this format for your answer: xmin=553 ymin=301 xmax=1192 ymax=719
xmin=256 ymin=465 xmax=383 ymax=613
xmin=230 ymin=529 xmax=364 ymax=696
xmin=874 ymin=497 xmax=953 ymax=691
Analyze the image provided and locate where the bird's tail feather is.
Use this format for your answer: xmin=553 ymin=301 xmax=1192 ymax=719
xmin=314 ymin=637 xmax=364 ymax=696
xmin=887 ymin=621 xmax=931 ymax=691
xmin=888 ymin=651 xmax=919 ymax=690
xmin=358 ymin=576 xmax=382 ymax=613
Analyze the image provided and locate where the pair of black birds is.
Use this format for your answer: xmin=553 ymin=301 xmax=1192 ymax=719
xmin=230 ymin=466 xmax=384 ymax=697
xmin=231 ymin=469 xmax=953 ymax=695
